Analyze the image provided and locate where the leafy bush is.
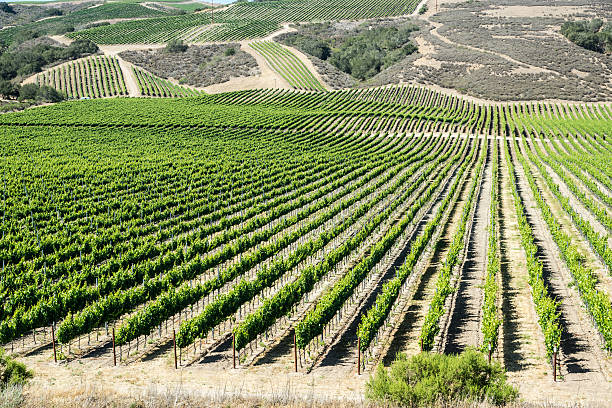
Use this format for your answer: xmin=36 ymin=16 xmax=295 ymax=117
xmin=561 ymin=19 xmax=612 ymax=54
xmin=224 ymin=47 xmax=236 ymax=56
xmin=0 ymin=80 xmax=19 ymax=99
xmin=366 ymin=349 xmax=517 ymax=407
xmin=0 ymin=39 xmax=98 ymax=80
xmin=44 ymin=8 xmax=64 ymax=18
xmin=18 ymin=84 xmax=64 ymax=102
xmin=165 ymin=39 xmax=188 ymax=53
xmin=328 ymin=25 xmax=418 ymax=80
xmin=281 ymin=23 xmax=418 ymax=81
xmin=0 ymin=349 xmax=32 ymax=389
xmin=0 ymin=3 xmax=14 ymax=14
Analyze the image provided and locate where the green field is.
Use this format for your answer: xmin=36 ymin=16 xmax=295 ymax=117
xmin=0 ymin=88 xmax=610 ymax=370
xmin=67 ymin=0 xmax=421 ymax=44
xmin=36 ymin=56 xmax=127 ymax=99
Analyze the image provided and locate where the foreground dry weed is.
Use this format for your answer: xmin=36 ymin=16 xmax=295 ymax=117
xmin=13 ymin=385 xmax=609 ymax=408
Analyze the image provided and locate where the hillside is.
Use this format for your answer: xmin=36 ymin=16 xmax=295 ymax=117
xmin=0 ymin=1 xmax=611 ymax=407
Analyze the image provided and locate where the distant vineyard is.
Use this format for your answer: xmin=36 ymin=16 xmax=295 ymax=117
xmin=132 ymin=67 xmax=202 ymax=97
xmin=0 ymin=3 xmax=168 ymax=46
xmin=0 ymin=86 xmax=610 ymax=388
xmin=250 ymin=41 xmax=326 ymax=92
xmin=67 ymin=0 xmax=421 ymax=45
xmin=68 ymin=14 xmax=213 ymax=44
xmin=222 ymin=0 xmax=422 ymax=23
xmin=36 ymin=56 xmax=127 ymax=99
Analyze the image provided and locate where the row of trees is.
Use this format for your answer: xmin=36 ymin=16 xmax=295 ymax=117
xmin=0 ymin=82 xmax=64 ymax=102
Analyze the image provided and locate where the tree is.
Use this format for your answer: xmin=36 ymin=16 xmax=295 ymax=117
xmin=0 ymin=80 xmax=19 ymax=99
xmin=18 ymin=83 xmax=39 ymax=101
xmin=36 ymin=85 xmax=64 ymax=103
xmin=0 ymin=2 xmax=15 ymax=14
xmin=165 ymin=39 xmax=188 ymax=53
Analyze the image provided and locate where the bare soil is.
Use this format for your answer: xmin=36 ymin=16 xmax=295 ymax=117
xmin=499 ymin=138 xmax=549 ymax=382
xmin=204 ymin=42 xmax=290 ymax=93
xmin=379 ymin=141 xmax=481 ymax=363
xmin=510 ymin=139 xmax=612 ymax=396
xmin=119 ymin=43 xmax=260 ymax=89
xmin=443 ymin=142 xmax=491 ymax=354
xmin=482 ymin=5 xmax=598 ymax=19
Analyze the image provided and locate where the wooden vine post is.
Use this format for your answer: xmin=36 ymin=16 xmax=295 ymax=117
xmin=51 ymin=324 xmax=57 ymax=363
xmin=173 ymin=330 xmax=178 ymax=370
xmin=294 ymin=330 xmax=298 ymax=373
xmin=112 ymin=327 xmax=117 ymax=367
xmin=553 ymin=346 xmax=557 ymax=382
xmin=233 ymin=333 xmax=236 ymax=369
xmin=357 ymin=338 xmax=361 ymax=376
xmin=488 ymin=343 xmax=492 ymax=365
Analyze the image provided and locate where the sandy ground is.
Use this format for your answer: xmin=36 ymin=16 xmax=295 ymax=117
xmin=499 ymin=140 xmax=550 ymax=385
xmin=203 ymin=41 xmax=291 ymax=93
xmin=274 ymin=42 xmax=331 ymax=90
xmin=412 ymin=36 xmax=442 ymax=69
xmin=49 ymin=35 xmax=74 ymax=46
xmin=22 ymin=355 xmax=366 ymax=404
xmin=116 ymin=57 xmax=141 ymax=97
xmin=482 ymin=5 xmax=598 ymax=19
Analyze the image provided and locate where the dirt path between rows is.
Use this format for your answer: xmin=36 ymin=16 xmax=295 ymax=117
xmin=203 ymin=42 xmax=290 ymax=93
xmin=379 ymin=140 xmax=481 ymax=363
xmin=509 ymin=140 xmax=612 ymax=401
xmin=116 ymin=57 xmax=141 ymax=97
xmin=499 ymin=139 xmax=549 ymax=383
xmin=279 ymin=43 xmax=331 ymax=91
xmin=443 ymin=142 xmax=491 ymax=354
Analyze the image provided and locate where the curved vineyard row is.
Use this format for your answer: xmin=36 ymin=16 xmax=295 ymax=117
xmin=250 ymin=41 xmax=326 ymax=92
xmin=0 ymin=91 xmax=609 ymax=389
xmin=132 ymin=67 xmax=202 ymax=98
xmin=66 ymin=0 xmax=421 ymax=45
xmin=35 ymin=56 xmax=127 ymax=99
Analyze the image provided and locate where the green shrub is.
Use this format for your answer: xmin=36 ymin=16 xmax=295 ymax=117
xmin=0 ymin=3 xmax=14 ymax=14
xmin=327 ymin=24 xmax=419 ymax=80
xmin=366 ymin=349 xmax=517 ymax=407
xmin=0 ymin=349 xmax=32 ymax=389
xmin=18 ymin=83 xmax=64 ymax=103
xmin=165 ymin=39 xmax=188 ymax=53
xmin=561 ymin=19 xmax=612 ymax=54
xmin=224 ymin=47 xmax=236 ymax=56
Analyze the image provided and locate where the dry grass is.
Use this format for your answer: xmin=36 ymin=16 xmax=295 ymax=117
xmin=12 ymin=385 xmax=610 ymax=408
